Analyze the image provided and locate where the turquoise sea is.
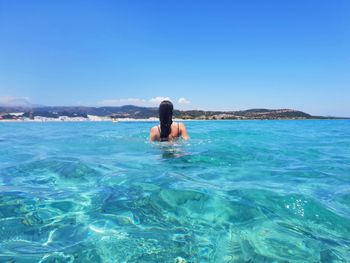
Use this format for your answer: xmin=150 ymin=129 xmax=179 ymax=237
xmin=1 ymin=120 xmax=350 ymax=262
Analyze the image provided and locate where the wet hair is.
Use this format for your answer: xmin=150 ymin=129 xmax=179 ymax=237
xmin=159 ymin=100 xmax=173 ymax=139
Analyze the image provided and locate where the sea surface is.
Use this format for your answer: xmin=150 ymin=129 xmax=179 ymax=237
xmin=1 ymin=120 xmax=350 ymax=262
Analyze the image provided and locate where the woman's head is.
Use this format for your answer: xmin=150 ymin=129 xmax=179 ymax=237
xmin=159 ymin=100 xmax=173 ymax=139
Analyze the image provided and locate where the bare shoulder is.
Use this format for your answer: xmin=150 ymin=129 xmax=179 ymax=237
xmin=180 ymin=122 xmax=186 ymax=126
xmin=178 ymin=122 xmax=187 ymax=129
xmin=150 ymin=125 xmax=158 ymax=132
xmin=150 ymin=125 xmax=160 ymax=141
xmin=178 ymin=122 xmax=189 ymax=140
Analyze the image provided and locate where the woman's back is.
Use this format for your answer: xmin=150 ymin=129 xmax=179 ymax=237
xmin=149 ymin=100 xmax=189 ymax=142
xmin=150 ymin=122 xmax=189 ymax=141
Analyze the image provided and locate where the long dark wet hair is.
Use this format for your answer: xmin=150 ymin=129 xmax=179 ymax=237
xmin=159 ymin=100 xmax=173 ymax=139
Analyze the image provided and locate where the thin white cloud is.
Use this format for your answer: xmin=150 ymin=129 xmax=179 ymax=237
xmin=149 ymin=96 xmax=171 ymax=105
xmin=0 ymin=96 xmax=33 ymax=107
xmin=98 ymin=96 xmax=190 ymax=108
xmin=178 ymin=97 xmax=190 ymax=105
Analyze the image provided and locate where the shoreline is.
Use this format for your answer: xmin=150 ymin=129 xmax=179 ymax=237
xmin=0 ymin=118 xmax=349 ymax=123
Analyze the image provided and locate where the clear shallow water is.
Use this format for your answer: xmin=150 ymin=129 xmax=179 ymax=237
xmin=1 ymin=120 xmax=350 ymax=262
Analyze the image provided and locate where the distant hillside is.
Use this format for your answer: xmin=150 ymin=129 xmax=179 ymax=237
xmin=0 ymin=105 xmax=333 ymax=120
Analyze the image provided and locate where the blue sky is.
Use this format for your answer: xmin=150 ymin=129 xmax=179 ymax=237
xmin=0 ymin=0 xmax=349 ymax=116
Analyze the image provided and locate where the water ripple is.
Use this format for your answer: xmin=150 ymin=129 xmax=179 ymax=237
xmin=0 ymin=120 xmax=350 ymax=262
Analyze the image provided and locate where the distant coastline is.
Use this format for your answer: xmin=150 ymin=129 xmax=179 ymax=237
xmin=0 ymin=105 xmax=348 ymax=122
xmin=1 ymin=119 xmax=349 ymax=123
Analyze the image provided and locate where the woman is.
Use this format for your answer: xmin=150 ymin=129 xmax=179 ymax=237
xmin=150 ymin=100 xmax=189 ymax=141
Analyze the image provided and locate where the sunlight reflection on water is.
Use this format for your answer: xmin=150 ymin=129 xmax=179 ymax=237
xmin=0 ymin=120 xmax=350 ymax=262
